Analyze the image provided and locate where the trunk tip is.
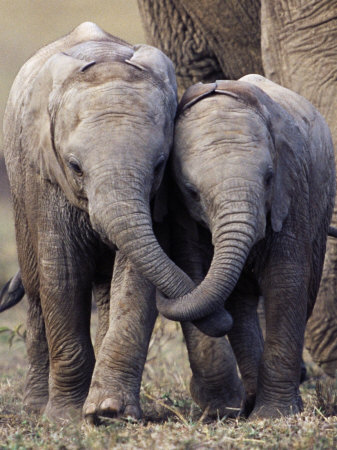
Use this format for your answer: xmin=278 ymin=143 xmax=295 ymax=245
xmin=192 ymin=308 xmax=233 ymax=337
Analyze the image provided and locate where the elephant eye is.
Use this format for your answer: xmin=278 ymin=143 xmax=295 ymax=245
xmin=68 ymin=156 xmax=83 ymax=176
xmin=264 ymin=169 xmax=274 ymax=187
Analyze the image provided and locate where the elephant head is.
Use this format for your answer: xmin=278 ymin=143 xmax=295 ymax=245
xmin=157 ymin=76 xmax=308 ymax=321
xmin=22 ymin=40 xmax=196 ymax=293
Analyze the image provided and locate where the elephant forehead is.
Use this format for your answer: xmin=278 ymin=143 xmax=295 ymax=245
xmin=56 ymin=79 xmax=167 ymax=127
xmin=175 ymin=96 xmax=271 ymax=156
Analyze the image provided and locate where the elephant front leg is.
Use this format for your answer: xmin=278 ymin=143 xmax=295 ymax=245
xmin=182 ymin=322 xmax=244 ymax=418
xmin=226 ymin=277 xmax=264 ymax=416
xmin=251 ymin=247 xmax=308 ymax=419
xmin=39 ymin=239 xmax=95 ymax=421
xmin=92 ymin=251 xmax=114 ymax=355
xmin=84 ymin=251 xmax=157 ymax=423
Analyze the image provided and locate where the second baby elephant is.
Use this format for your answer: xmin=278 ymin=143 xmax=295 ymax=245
xmin=157 ymin=75 xmax=336 ymax=418
xmin=3 ymin=22 xmax=243 ymax=422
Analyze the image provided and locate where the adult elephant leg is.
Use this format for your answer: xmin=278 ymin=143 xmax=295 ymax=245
xmin=181 ymin=322 xmax=244 ymax=418
xmin=251 ymin=238 xmax=308 ymax=419
xmin=137 ymin=0 xmax=262 ymax=97
xmin=84 ymin=251 xmax=157 ymax=423
xmin=306 ymin=232 xmax=337 ymax=377
xmin=226 ymin=275 xmax=264 ymax=416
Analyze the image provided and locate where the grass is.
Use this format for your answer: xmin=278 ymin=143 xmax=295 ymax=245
xmin=1 ymin=306 xmax=337 ymax=449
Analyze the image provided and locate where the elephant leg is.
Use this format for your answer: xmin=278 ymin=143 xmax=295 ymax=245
xmin=168 ymin=214 xmax=243 ymax=417
xmin=251 ymin=243 xmax=308 ymax=419
xmin=226 ymin=277 xmax=263 ymax=416
xmin=41 ymin=259 xmax=95 ymax=420
xmin=24 ymin=293 xmax=50 ymax=413
xmin=12 ymin=202 xmax=50 ymax=413
xmin=92 ymin=282 xmax=110 ymax=356
xmin=181 ymin=322 xmax=244 ymax=418
xmin=37 ymin=217 xmax=96 ymax=420
xmin=83 ymin=251 xmax=157 ymax=423
xmin=92 ymin=250 xmax=114 ymax=355
xmin=306 ymin=234 xmax=337 ymax=377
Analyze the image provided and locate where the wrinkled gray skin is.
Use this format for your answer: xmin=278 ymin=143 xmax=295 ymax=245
xmin=4 ymin=22 xmax=243 ymax=422
xmin=157 ymin=75 xmax=336 ymax=418
xmin=137 ymin=0 xmax=337 ymax=378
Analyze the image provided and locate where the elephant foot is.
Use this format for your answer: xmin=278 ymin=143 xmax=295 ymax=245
xmin=83 ymin=384 xmax=142 ymax=425
xmin=242 ymin=392 xmax=256 ymax=417
xmin=24 ymin=394 xmax=48 ymax=414
xmin=249 ymin=396 xmax=303 ymax=420
xmin=43 ymin=400 xmax=83 ymax=423
xmin=190 ymin=375 xmax=243 ymax=418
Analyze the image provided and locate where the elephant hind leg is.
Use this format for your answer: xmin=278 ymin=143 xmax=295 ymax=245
xmin=24 ymin=291 xmax=50 ymax=413
xmin=14 ymin=211 xmax=49 ymax=413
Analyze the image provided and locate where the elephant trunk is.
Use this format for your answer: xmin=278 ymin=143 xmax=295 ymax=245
xmin=89 ymin=181 xmax=195 ymax=297
xmin=156 ymin=203 xmax=258 ymax=322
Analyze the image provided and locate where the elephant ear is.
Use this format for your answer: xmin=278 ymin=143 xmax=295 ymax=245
xmin=125 ymin=44 xmax=177 ymax=118
xmin=23 ymin=52 xmax=95 ymax=205
xmin=177 ymin=82 xmax=217 ymax=115
xmin=238 ymin=75 xmax=308 ymax=233
xmin=268 ymin=107 xmax=307 ymax=233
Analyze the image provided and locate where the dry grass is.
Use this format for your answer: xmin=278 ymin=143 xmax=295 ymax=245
xmin=1 ymin=309 xmax=337 ymax=449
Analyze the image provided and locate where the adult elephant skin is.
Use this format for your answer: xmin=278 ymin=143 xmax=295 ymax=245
xmin=137 ymin=0 xmax=263 ymax=97
xmin=157 ymin=75 xmax=336 ymax=418
xmin=3 ymin=22 xmax=243 ymax=422
xmin=137 ymin=0 xmax=337 ymax=378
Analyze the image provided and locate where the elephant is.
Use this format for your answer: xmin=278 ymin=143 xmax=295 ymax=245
xmin=3 ymin=22 xmax=244 ymax=422
xmin=156 ymin=75 xmax=336 ymax=418
xmin=137 ymin=0 xmax=337 ymax=377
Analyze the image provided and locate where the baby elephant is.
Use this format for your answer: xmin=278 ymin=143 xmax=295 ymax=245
xmin=3 ymin=22 xmax=182 ymax=421
xmin=158 ymin=75 xmax=336 ymax=418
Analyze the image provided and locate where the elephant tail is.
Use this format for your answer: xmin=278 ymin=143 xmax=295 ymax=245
xmin=328 ymin=226 xmax=337 ymax=238
xmin=0 ymin=271 xmax=25 ymax=313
